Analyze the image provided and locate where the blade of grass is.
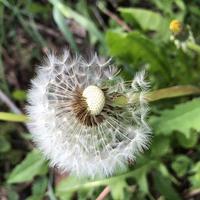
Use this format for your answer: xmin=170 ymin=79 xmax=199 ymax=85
xmin=0 ymin=112 xmax=28 ymax=122
xmin=0 ymin=0 xmax=46 ymax=47
xmin=0 ymin=4 xmax=9 ymax=93
xmin=53 ymin=7 xmax=78 ymax=52
xmin=49 ymin=0 xmax=104 ymax=44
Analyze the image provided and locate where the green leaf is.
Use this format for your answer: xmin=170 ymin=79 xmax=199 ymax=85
xmin=0 ymin=134 xmax=11 ymax=152
xmin=151 ymin=0 xmax=186 ymax=20
xmin=119 ymin=8 xmax=169 ymax=40
xmin=27 ymin=176 xmax=48 ymax=200
xmin=171 ymin=155 xmax=192 ymax=177
xmin=136 ymin=171 xmax=149 ymax=194
xmin=12 ymin=89 xmax=27 ymax=101
xmin=7 ymin=149 xmax=48 ymax=184
xmin=109 ymin=180 xmax=127 ymax=200
xmin=151 ymin=99 xmax=200 ymax=137
xmin=32 ymin=176 xmax=48 ymax=195
xmin=0 ymin=112 xmax=28 ymax=122
xmin=7 ymin=186 xmax=19 ymax=200
xmin=158 ymin=163 xmax=178 ymax=184
xmin=106 ymin=31 xmax=168 ymax=77
xmin=56 ymin=161 xmax=156 ymax=199
xmin=151 ymin=136 xmax=170 ymax=157
xmin=153 ymin=172 xmax=181 ymax=200
xmin=189 ymin=162 xmax=200 ymax=189
xmin=176 ymin=131 xmax=199 ymax=148
xmin=53 ymin=7 xmax=78 ymax=52
xmin=131 ymin=164 xmax=150 ymax=194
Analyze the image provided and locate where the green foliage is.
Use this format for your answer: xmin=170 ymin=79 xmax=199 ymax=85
xmin=171 ymin=155 xmax=192 ymax=177
xmin=189 ymin=162 xmax=200 ymax=189
xmin=0 ymin=134 xmax=11 ymax=153
xmin=106 ymin=31 xmax=166 ymax=72
xmin=119 ymin=8 xmax=170 ymax=40
xmin=153 ymin=172 xmax=181 ymax=200
xmin=7 ymin=150 xmax=48 ymax=184
xmin=151 ymin=98 xmax=200 ymax=137
xmin=27 ymin=176 xmax=48 ymax=200
xmin=109 ymin=180 xmax=127 ymax=200
xmin=1 ymin=0 xmax=200 ymax=199
xmin=12 ymin=89 xmax=27 ymax=101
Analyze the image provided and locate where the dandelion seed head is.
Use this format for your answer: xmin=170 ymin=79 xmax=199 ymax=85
xmin=27 ymin=50 xmax=151 ymax=178
xmin=82 ymin=85 xmax=105 ymax=115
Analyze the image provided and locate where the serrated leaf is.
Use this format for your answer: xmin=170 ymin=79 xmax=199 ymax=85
xmin=109 ymin=180 xmax=127 ymax=200
xmin=7 ymin=149 xmax=48 ymax=184
xmin=151 ymin=99 xmax=200 ymax=137
xmin=176 ymin=131 xmax=199 ymax=148
xmin=151 ymin=136 xmax=170 ymax=157
xmin=106 ymin=31 xmax=168 ymax=76
xmin=189 ymin=162 xmax=200 ymax=189
xmin=131 ymin=165 xmax=149 ymax=194
xmin=119 ymin=8 xmax=169 ymax=40
xmin=171 ymin=155 xmax=192 ymax=177
xmin=27 ymin=176 xmax=48 ymax=200
xmin=158 ymin=163 xmax=178 ymax=184
xmin=0 ymin=135 xmax=11 ymax=153
xmin=32 ymin=176 xmax=48 ymax=195
xmin=56 ymin=161 xmax=156 ymax=199
xmin=153 ymin=172 xmax=181 ymax=200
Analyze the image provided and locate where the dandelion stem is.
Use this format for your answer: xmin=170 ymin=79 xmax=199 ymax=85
xmin=0 ymin=112 xmax=28 ymax=122
xmin=146 ymin=85 xmax=200 ymax=102
xmin=96 ymin=186 xmax=110 ymax=200
xmin=113 ymin=85 xmax=200 ymax=106
xmin=187 ymin=42 xmax=200 ymax=54
xmin=1 ymin=86 xmax=199 ymax=123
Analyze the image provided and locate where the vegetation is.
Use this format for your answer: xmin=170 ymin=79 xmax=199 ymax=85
xmin=1 ymin=0 xmax=200 ymax=199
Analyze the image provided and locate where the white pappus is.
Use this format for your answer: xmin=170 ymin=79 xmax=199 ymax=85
xmin=26 ymin=50 xmax=151 ymax=178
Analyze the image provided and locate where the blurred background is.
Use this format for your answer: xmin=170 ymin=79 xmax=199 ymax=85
xmin=1 ymin=0 xmax=200 ymax=199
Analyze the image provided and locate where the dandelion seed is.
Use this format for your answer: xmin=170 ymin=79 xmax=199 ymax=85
xmin=26 ymin=50 xmax=151 ymax=177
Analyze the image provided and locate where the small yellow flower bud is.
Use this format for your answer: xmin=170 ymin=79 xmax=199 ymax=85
xmin=169 ymin=20 xmax=183 ymax=35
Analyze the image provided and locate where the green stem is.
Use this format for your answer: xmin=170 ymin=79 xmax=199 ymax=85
xmin=1 ymin=86 xmax=200 ymax=123
xmin=58 ymin=161 xmax=156 ymax=192
xmin=187 ymin=42 xmax=200 ymax=54
xmin=0 ymin=112 xmax=28 ymax=122
xmin=146 ymin=85 xmax=200 ymax=102
xmin=113 ymin=85 xmax=200 ymax=106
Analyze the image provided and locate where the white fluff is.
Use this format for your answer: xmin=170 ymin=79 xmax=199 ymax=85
xmin=26 ymin=50 xmax=151 ymax=178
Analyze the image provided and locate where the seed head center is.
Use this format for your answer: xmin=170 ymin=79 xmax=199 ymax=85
xmin=82 ymin=85 xmax=105 ymax=115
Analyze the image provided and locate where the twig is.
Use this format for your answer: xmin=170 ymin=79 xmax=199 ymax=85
xmin=184 ymin=188 xmax=200 ymax=198
xmin=96 ymin=186 xmax=110 ymax=200
xmin=36 ymin=23 xmax=60 ymax=38
xmin=0 ymin=89 xmax=22 ymax=114
xmin=98 ymin=4 xmax=131 ymax=32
